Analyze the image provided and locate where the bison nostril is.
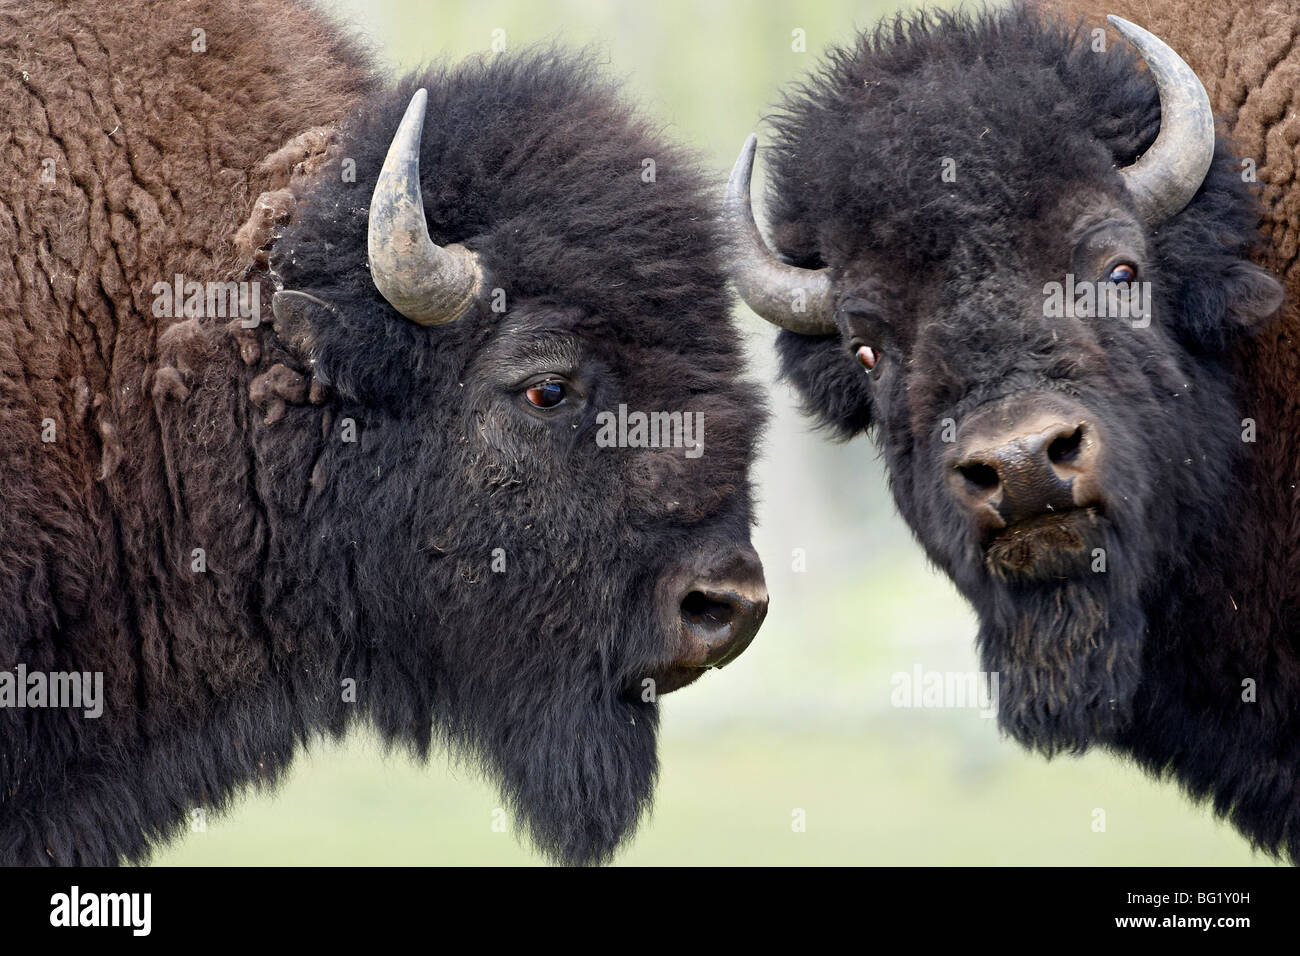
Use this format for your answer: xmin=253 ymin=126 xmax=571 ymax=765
xmin=669 ymin=547 xmax=766 ymax=675
xmin=1048 ymin=426 xmax=1084 ymax=465
xmin=957 ymin=462 xmax=1000 ymax=492
xmin=950 ymin=400 xmax=1102 ymax=533
xmin=680 ymin=590 xmax=734 ymax=633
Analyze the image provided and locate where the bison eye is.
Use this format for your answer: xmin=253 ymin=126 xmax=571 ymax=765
xmin=1107 ymin=262 xmax=1138 ymax=284
xmin=524 ymin=380 xmax=567 ymax=409
xmin=855 ymin=345 xmax=879 ymax=371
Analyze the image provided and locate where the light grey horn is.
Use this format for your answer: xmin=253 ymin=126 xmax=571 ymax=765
xmin=1108 ymin=15 xmax=1216 ymax=224
xmin=723 ymin=134 xmax=836 ymax=335
xmin=368 ymin=88 xmax=483 ymax=325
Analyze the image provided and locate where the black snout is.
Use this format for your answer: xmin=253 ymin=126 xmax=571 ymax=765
xmin=949 ymin=396 xmax=1104 ymax=536
xmin=669 ymin=546 xmax=768 ymax=673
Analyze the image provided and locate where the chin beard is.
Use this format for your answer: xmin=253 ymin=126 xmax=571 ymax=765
xmin=475 ymin=686 xmax=660 ymax=866
xmin=973 ymin=546 xmax=1146 ymax=756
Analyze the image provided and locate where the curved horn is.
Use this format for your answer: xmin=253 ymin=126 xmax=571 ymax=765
xmin=723 ymin=135 xmax=836 ymax=335
xmin=1108 ymin=16 xmax=1215 ymax=225
xmin=368 ymin=88 xmax=483 ymax=325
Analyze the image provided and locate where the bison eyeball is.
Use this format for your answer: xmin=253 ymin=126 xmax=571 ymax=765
xmin=1108 ymin=262 xmax=1138 ymax=284
xmin=855 ymin=345 xmax=878 ymax=371
xmin=525 ymin=381 xmax=567 ymax=408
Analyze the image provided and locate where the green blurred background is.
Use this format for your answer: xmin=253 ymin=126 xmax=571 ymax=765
xmin=153 ymin=0 xmax=1275 ymax=866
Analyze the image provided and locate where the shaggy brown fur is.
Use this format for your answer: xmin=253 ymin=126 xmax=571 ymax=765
xmin=0 ymin=0 xmax=375 ymax=705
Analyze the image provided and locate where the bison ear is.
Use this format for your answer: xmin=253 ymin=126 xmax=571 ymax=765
xmin=1176 ymin=261 xmax=1284 ymax=349
xmin=269 ymin=289 xmax=360 ymax=399
xmin=775 ymin=328 xmax=873 ymax=438
xmin=271 ymin=290 xmax=335 ymax=364
xmin=1223 ymin=262 xmax=1284 ymax=332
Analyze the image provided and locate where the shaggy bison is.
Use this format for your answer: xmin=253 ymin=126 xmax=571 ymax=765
xmin=0 ymin=0 xmax=767 ymax=865
xmin=726 ymin=1 xmax=1300 ymax=860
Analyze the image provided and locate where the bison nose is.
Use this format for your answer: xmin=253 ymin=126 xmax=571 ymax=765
xmin=950 ymin=400 xmax=1103 ymax=533
xmin=676 ymin=547 xmax=768 ymax=669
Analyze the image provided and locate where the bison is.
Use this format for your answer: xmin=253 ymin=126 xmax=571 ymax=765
xmin=0 ymin=0 xmax=767 ymax=866
xmin=725 ymin=1 xmax=1300 ymax=861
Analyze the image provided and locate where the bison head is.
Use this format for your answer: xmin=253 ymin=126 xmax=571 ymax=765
xmin=263 ymin=52 xmax=766 ymax=864
xmin=725 ymin=9 xmax=1281 ymax=753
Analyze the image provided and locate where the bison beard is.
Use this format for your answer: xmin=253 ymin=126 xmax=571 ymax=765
xmin=468 ymin=679 xmax=658 ymax=865
xmin=974 ymin=534 xmax=1145 ymax=754
xmin=427 ymin=572 xmax=667 ymax=865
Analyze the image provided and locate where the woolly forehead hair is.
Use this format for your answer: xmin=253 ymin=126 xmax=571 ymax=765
xmin=279 ymin=47 xmax=730 ymax=346
xmin=762 ymin=4 xmax=1188 ymax=268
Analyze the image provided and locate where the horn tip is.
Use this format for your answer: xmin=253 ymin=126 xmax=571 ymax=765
xmin=734 ymin=134 xmax=758 ymax=167
xmin=401 ymin=87 xmax=429 ymax=125
xmin=1105 ymin=14 xmax=1142 ymax=39
xmin=730 ymin=134 xmax=758 ymax=182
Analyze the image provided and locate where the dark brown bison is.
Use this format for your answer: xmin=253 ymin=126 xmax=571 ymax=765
xmin=725 ymin=0 xmax=1300 ymax=860
xmin=0 ymin=0 xmax=767 ymax=865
